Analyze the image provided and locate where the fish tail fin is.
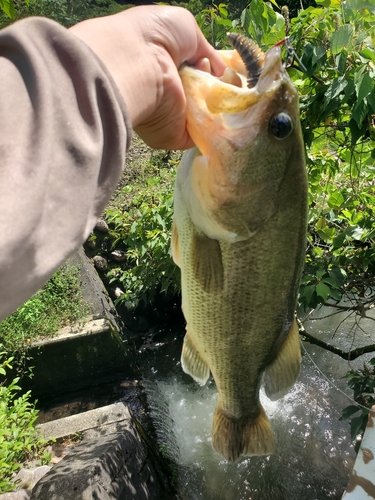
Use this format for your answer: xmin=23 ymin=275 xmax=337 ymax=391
xmin=212 ymin=403 xmax=274 ymax=462
xmin=264 ymin=317 xmax=301 ymax=401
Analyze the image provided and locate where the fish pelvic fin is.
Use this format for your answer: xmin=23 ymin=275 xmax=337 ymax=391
xmin=192 ymin=232 xmax=224 ymax=293
xmin=212 ymin=404 xmax=274 ymax=462
xmin=181 ymin=329 xmax=210 ymax=386
xmin=264 ymin=317 xmax=301 ymax=401
xmin=171 ymin=218 xmax=180 ymax=267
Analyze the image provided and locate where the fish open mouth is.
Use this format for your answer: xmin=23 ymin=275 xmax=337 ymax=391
xmin=179 ymin=33 xmax=286 ymax=116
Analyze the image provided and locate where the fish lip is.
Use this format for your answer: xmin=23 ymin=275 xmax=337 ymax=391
xmin=256 ymin=46 xmax=285 ymax=95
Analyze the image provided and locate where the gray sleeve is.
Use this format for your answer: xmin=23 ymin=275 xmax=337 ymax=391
xmin=0 ymin=17 xmax=132 ymax=320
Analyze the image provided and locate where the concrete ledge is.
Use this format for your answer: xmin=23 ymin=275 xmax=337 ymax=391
xmin=32 ymin=317 xmax=113 ymax=346
xmin=38 ymin=403 xmax=132 ymax=440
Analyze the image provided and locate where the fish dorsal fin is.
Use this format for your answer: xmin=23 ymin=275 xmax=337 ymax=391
xmin=171 ymin=218 xmax=181 ymax=267
xmin=181 ymin=328 xmax=210 ymax=386
xmin=192 ymin=232 xmax=224 ymax=293
xmin=263 ymin=318 xmax=301 ymax=401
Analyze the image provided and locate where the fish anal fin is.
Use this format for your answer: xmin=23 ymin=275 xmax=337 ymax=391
xmin=171 ymin=218 xmax=180 ymax=267
xmin=264 ymin=318 xmax=301 ymax=401
xmin=192 ymin=232 xmax=224 ymax=293
xmin=212 ymin=404 xmax=274 ymax=462
xmin=181 ymin=329 xmax=210 ymax=386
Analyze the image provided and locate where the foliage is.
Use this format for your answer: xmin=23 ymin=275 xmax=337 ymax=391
xmin=0 ymin=0 xmax=127 ymax=29
xmin=340 ymin=357 xmax=375 ymax=447
xmin=288 ymin=0 xmax=375 ymax=310
xmin=104 ymin=149 xmax=181 ymax=308
xmin=0 ymin=264 xmax=88 ymax=374
xmin=0 ymin=353 xmax=51 ymax=493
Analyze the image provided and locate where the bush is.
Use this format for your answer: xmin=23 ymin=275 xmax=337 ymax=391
xmin=0 ymin=353 xmax=51 ymax=493
xmin=340 ymin=357 xmax=375 ymax=448
xmin=105 ymin=154 xmax=181 ymax=308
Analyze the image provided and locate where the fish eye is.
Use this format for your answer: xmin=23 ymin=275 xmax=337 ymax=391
xmin=269 ymin=113 xmax=293 ymax=139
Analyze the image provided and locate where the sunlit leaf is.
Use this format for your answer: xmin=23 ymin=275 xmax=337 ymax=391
xmin=327 ymin=191 xmax=345 ymax=209
xmin=0 ymin=0 xmax=15 ymax=18
xmin=331 ymin=25 xmax=354 ymax=54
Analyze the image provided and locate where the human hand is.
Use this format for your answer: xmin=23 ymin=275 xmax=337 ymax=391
xmin=70 ymin=6 xmax=226 ymax=150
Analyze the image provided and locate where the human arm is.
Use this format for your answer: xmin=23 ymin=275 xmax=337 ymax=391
xmin=0 ymin=6 xmax=225 ymax=321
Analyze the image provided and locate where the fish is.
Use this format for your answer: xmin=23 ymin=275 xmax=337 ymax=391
xmin=172 ymin=34 xmax=308 ymax=462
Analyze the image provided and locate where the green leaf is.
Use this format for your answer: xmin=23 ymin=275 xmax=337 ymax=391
xmin=349 ymin=118 xmax=365 ymax=145
xmin=350 ymin=415 xmax=365 ymax=440
xmin=366 ymin=89 xmax=375 ymax=112
xmin=316 ymin=282 xmax=330 ymax=301
xmin=328 ymin=267 xmax=346 ymax=287
xmin=327 ymin=191 xmax=345 ymax=209
xmin=312 ymin=45 xmax=326 ymax=65
xmin=340 ymin=405 xmax=360 ymax=420
xmin=302 ymin=284 xmax=316 ymax=304
xmin=359 ymin=48 xmax=375 ymax=62
xmin=335 ymin=52 xmax=347 ymax=75
xmin=329 ymin=288 xmax=342 ymax=300
xmin=325 ymin=77 xmax=348 ymax=102
xmin=0 ymin=0 xmax=15 ymax=18
xmin=355 ymin=72 xmax=374 ymax=103
xmin=331 ymin=25 xmax=354 ymax=54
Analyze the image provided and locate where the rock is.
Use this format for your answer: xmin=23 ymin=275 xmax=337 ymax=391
xmin=30 ymin=428 xmax=167 ymax=500
xmin=84 ymin=236 xmax=96 ymax=249
xmin=92 ymin=255 xmax=107 ymax=271
xmin=0 ymin=489 xmax=30 ymax=500
xmin=13 ymin=466 xmax=51 ymax=491
xmin=95 ymin=219 xmax=109 ymax=233
xmin=110 ymin=250 xmax=127 ymax=262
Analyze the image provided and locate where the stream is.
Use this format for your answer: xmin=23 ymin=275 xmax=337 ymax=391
xmin=134 ymin=324 xmax=356 ymax=500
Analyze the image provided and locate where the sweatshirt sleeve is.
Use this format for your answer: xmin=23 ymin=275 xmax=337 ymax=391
xmin=0 ymin=17 xmax=132 ymax=321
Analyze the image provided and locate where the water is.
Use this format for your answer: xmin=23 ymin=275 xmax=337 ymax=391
xmin=139 ymin=328 xmax=356 ymax=500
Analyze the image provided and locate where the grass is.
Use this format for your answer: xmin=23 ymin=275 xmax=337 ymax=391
xmin=0 ymin=263 xmax=89 ymax=373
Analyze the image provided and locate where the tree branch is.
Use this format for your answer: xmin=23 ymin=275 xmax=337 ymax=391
xmin=300 ymin=329 xmax=375 ymax=360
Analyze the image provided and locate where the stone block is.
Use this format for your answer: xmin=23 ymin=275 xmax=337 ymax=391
xmin=30 ymin=428 xmax=163 ymax=500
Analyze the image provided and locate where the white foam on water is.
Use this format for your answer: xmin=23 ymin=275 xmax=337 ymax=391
xmin=146 ymin=356 xmax=356 ymax=500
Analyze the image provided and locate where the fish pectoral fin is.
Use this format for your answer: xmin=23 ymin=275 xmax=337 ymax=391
xmin=264 ymin=317 xmax=301 ymax=401
xmin=192 ymin=232 xmax=224 ymax=293
xmin=212 ymin=404 xmax=274 ymax=462
xmin=171 ymin=218 xmax=181 ymax=267
xmin=181 ymin=329 xmax=210 ymax=386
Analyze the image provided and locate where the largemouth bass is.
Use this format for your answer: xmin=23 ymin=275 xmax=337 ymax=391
xmin=172 ymin=34 xmax=308 ymax=462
